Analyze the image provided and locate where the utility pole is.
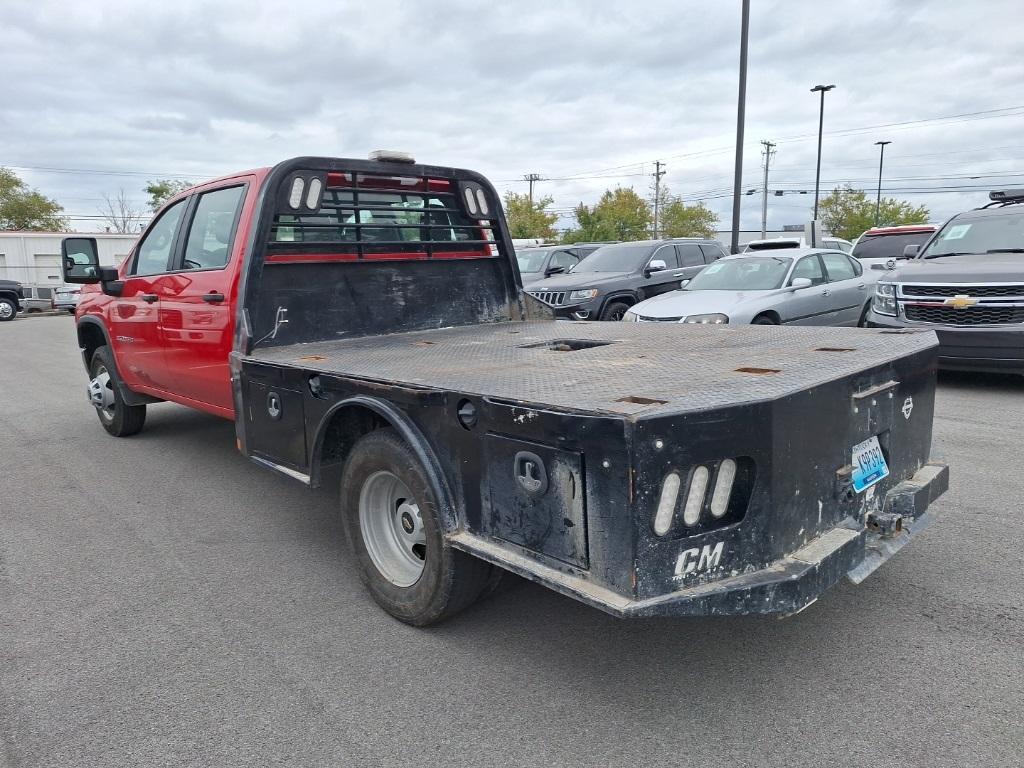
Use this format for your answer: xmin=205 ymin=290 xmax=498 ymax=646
xmin=730 ymin=0 xmax=751 ymax=254
xmin=523 ymin=173 xmax=542 ymax=204
xmin=652 ymin=160 xmax=666 ymax=238
xmin=874 ymin=140 xmax=892 ymax=225
xmin=760 ymin=140 xmax=775 ymax=239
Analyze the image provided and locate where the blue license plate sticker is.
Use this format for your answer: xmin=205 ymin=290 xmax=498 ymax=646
xmin=852 ymin=436 xmax=889 ymax=493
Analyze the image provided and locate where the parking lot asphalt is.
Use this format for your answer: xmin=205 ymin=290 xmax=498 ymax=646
xmin=1 ymin=315 xmax=1021 ymax=768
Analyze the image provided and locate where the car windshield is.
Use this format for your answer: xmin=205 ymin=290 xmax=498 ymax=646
xmin=572 ymin=243 xmax=654 ymax=272
xmin=685 ymin=257 xmax=792 ymax=290
xmin=853 ymin=231 xmax=933 ymax=259
xmin=921 ymin=213 xmax=1024 ymax=258
xmin=516 ymin=249 xmax=548 ymax=273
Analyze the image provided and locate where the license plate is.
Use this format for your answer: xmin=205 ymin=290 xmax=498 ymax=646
xmin=852 ymin=436 xmax=889 ymax=493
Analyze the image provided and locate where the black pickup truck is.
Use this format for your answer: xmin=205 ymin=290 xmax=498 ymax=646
xmin=62 ymin=154 xmax=949 ymax=625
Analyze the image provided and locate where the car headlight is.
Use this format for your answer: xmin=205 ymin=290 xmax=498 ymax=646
xmin=568 ymin=289 xmax=598 ymax=301
xmin=872 ymin=282 xmax=897 ymax=316
xmin=622 ymin=310 xmax=639 ymax=322
xmin=683 ymin=313 xmax=729 ymax=324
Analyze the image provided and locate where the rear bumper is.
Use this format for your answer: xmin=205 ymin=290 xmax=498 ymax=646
xmin=452 ymin=462 xmax=949 ymax=618
xmin=868 ymin=313 xmax=1024 ymax=372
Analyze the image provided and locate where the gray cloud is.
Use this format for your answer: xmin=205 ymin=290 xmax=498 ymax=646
xmin=1 ymin=0 xmax=1022 ymax=231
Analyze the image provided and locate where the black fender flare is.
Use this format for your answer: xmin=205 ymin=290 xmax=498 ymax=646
xmin=310 ymin=395 xmax=459 ymax=532
xmin=598 ymin=291 xmax=638 ymax=316
xmin=76 ymin=317 xmax=160 ymax=407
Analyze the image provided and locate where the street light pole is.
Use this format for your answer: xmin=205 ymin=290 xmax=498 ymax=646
xmin=874 ymin=140 xmax=892 ymax=225
xmin=810 ymin=84 xmax=835 ymax=223
xmin=729 ymin=0 xmax=751 ymax=254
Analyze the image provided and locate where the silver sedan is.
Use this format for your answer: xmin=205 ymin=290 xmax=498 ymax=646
xmin=623 ymin=248 xmax=879 ymax=326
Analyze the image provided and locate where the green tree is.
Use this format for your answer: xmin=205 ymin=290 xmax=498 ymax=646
xmin=0 ymin=168 xmax=67 ymax=231
xmin=563 ymin=187 xmax=651 ymax=243
xmin=503 ymin=191 xmax=559 ymax=240
xmin=818 ymin=184 xmax=929 ymax=241
xmin=145 ymin=179 xmax=192 ymax=212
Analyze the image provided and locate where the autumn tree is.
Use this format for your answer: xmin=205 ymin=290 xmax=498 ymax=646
xmin=503 ymin=191 xmax=559 ymax=240
xmin=0 ymin=168 xmax=67 ymax=231
xmin=651 ymin=184 xmax=718 ymax=238
xmin=145 ymin=179 xmax=192 ymax=212
xmin=563 ymin=187 xmax=651 ymax=243
xmin=818 ymin=184 xmax=929 ymax=241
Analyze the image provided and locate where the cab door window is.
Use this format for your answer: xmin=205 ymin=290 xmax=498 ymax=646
xmin=790 ymin=255 xmax=826 ymax=286
xmin=179 ymin=186 xmax=246 ymax=270
xmin=132 ymin=200 xmax=187 ymax=275
xmin=821 ymin=251 xmax=856 ymax=282
xmin=676 ymin=243 xmax=705 ymax=267
xmin=548 ymin=249 xmax=579 ymax=272
xmin=651 ymin=245 xmax=679 ymax=267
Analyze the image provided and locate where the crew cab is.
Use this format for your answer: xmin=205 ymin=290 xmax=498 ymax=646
xmin=867 ymin=190 xmax=1024 ymax=372
xmin=62 ymin=154 xmax=948 ymax=625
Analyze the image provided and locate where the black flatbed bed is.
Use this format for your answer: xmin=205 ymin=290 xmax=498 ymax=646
xmin=248 ymin=321 xmax=938 ymax=417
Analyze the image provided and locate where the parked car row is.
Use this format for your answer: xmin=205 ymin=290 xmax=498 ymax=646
xmin=520 ymin=190 xmax=1023 ymax=373
xmin=0 ymin=283 xmax=81 ymax=319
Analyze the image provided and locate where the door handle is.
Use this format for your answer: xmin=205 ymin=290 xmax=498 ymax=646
xmin=822 ymin=289 xmax=831 ymax=296
xmin=857 ymin=283 xmax=867 ymax=290
xmin=202 ymin=292 xmax=225 ymax=303
xmin=141 ymin=294 xmax=158 ymax=303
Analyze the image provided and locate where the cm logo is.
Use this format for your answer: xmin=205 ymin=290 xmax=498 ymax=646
xmin=674 ymin=542 xmax=725 ymax=579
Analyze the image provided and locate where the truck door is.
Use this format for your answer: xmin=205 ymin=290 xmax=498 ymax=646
xmin=643 ymin=244 xmax=683 ymax=298
xmin=108 ymin=198 xmax=188 ymax=392
xmin=158 ymin=183 xmax=248 ymax=415
xmin=820 ymin=251 xmax=869 ymax=326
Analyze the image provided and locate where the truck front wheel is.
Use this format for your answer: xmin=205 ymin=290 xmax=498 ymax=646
xmin=340 ymin=429 xmax=493 ymax=625
xmin=0 ymin=297 xmax=17 ymax=321
xmin=89 ymin=346 xmax=147 ymax=437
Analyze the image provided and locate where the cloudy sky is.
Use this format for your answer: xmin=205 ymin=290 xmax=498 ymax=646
xmin=3 ymin=0 xmax=1024 ymax=234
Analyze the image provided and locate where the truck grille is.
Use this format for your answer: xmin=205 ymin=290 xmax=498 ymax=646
xmin=528 ymin=291 xmax=566 ymax=307
xmin=904 ymin=305 xmax=1024 ymax=325
xmin=902 ymin=284 xmax=1024 ymax=299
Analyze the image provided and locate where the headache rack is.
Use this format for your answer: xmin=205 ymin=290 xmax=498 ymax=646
xmin=265 ymin=168 xmax=502 ymax=263
xmin=240 ymin=156 xmax=525 ymax=352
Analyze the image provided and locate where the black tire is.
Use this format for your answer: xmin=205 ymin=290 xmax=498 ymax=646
xmin=600 ymin=300 xmax=632 ymax=322
xmin=340 ymin=429 xmax=494 ymax=625
xmin=0 ymin=297 xmax=17 ymax=322
xmin=90 ymin=346 xmax=147 ymax=437
xmin=752 ymin=314 xmax=779 ymax=325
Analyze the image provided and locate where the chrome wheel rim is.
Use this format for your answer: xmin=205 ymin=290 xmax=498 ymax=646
xmin=358 ymin=471 xmax=426 ymax=587
xmin=90 ymin=365 xmax=116 ymax=423
xmin=0 ymin=301 xmax=13 ymax=319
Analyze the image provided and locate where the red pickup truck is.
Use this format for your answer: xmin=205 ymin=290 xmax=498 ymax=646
xmin=62 ymin=154 xmax=948 ymax=625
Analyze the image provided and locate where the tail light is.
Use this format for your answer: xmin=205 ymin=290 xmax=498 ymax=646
xmin=652 ymin=458 xmax=754 ymax=537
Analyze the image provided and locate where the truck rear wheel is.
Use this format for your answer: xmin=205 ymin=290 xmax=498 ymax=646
xmin=89 ymin=346 xmax=147 ymax=437
xmin=340 ymin=429 xmax=493 ymax=625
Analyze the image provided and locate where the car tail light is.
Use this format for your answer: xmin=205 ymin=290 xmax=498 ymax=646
xmin=654 ymin=472 xmax=681 ymax=536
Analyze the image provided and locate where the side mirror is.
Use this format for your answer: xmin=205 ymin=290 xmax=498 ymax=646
xmin=61 ymin=237 xmax=102 ymax=283
xmin=679 ymin=278 xmax=691 ymax=289
xmin=644 ymin=258 xmax=668 ymax=277
xmin=902 ymin=244 xmax=920 ymax=259
xmin=789 ymin=277 xmax=813 ymax=290
xmin=544 ymin=265 xmax=565 ymax=277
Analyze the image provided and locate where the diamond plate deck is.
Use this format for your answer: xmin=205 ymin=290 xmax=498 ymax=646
xmin=246 ymin=321 xmax=937 ymax=417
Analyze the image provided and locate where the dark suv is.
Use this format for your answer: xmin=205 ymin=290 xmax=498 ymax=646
xmin=867 ymin=189 xmax=1024 ymax=372
xmin=0 ymin=279 xmax=25 ymax=321
xmin=525 ymin=238 xmax=728 ymax=321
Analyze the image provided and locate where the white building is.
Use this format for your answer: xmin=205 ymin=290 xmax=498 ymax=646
xmin=0 ymin=231 xmax=137 ymax=287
